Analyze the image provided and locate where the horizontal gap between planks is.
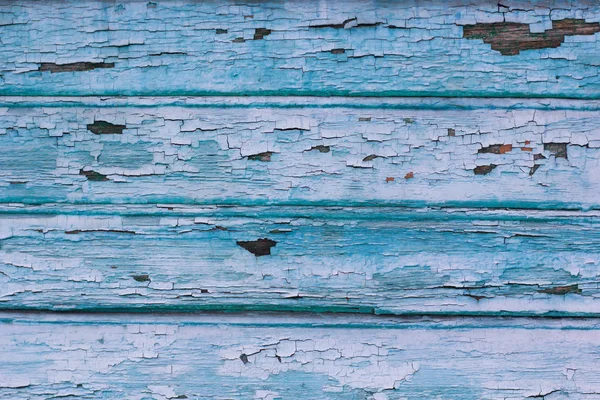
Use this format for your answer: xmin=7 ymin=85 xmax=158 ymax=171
xmin=0 ymin=96 xmax=599 ymax=110
xmin=4 ymin=92 xmax=600 ymax=101
xmin=2 ymin=203 xmax=600 ymax=220
xmin=1 ymin=202 xmax=599 ymax=212
xmin=2 ymin=307 xmax=600 ymax=319
xmin=2 ymin=310 xmax=600 ymax=328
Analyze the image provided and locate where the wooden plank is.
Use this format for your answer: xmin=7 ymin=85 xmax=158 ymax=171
xmin=2 ymin=205 xmax=599 ymax=316
xmin=2 ymin=1 xmax=600 ymax=98
xmin=1 ymin=313 xmax=599 ymax=399
xmin=1 ymin=97 xmax=600 ymax=209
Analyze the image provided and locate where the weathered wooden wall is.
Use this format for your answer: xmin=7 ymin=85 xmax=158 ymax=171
xmin=2 ymin=0 xmax=600 ymax=398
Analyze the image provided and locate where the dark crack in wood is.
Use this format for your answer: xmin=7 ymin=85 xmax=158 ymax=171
xmin=247 ymin=152 xmax=273 ymax=162
xmin=539 ymin=284 xmax=582 ymax=295
xmin=79 ymin=169 xmax=109 ymax=181
xmin=38 ymin=62 xmax=115 ymax=73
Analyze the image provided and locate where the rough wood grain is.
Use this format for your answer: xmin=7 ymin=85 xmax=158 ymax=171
xmin=1 ymin=97 xmax=599 ymax=209
xmin=1 ymin=205 xmax=599 ymax=316
xmin=2 ymin=0 xmax=600 ymax=98
xmin=1 ymin=313 xmax=599 ymax=399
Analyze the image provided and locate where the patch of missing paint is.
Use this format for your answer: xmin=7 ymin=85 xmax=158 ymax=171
xmin=362 ymin=154 xmax=382 ymax=162
xmin=529 ymin=164 xmax=540 ymax=176
xmin=473 ymin=164 xmax=497 ymax=175
xmin=539 ymin=284 xmax=582 ymax=295
xmin=269 ymin=228 xmax=292 ymax=234
xmin=132 ymin=274 xmax=151 ymax=282
xmin=544 ymin=142 xmax=568 ymax=159
xmin=237 ymin=238 xmax=277 ymax=256
xmin=248 ymin=152 xmax=273 ymax=161
xmin=463 ymin=19 xmax=600 ymax=55
xmin=307 ymin=145 xmax=330 ymax=153
xmin=478 ymin=144 xmax=512 ymax=154
xmin=254 ymin=28 xmax=271 ymax=40
xmin=87 ymin=120 xmax=126 ymax=135
xmin=79 ymin=169 xmax=109 ymax=181
xmin=240 ymin=353 xmax=249 ymax=364
xmin=38 ymin=62 xmax=115 ymax=73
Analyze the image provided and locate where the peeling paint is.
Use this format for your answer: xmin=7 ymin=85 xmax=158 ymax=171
xmin=539 ymin=284 xmax=582 ymax=295
xmin=463 ymin=19 xmax=600 ymax=56
xmin=2 ymin=1 xmax=600 ymax=97
xmin=38 ymin=62 xmax=114 ymax=73
xmin=2 ymin=0 xmax=600 ymax=397
xmin=544 ymin=142 xmax=568 ymax=159
xmin=1 ymin=97 xmax=598 ymax=208
xmin=79 ymin=169 xmax=109 ymax=181
xmin=473 ymin=164 xmax=497 ymax=175
xmin=0 ymin=206 xmax=599 ymax=315
xmin=87 ymin=120 xmax=126 ymax=135
xmin=0 ymin=314 xmax=599 ymax=399
xmin=237 ymin=238 xmax=277 ymax=257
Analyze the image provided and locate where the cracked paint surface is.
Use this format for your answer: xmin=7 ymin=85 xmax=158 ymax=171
xmin=1 ymin=0 xmax=600 ymax=97
xmin=1 ymin=205 xmax=599 ymax=315
xmin=1 ymin=97 xmax=599 ymax=208
xmin=0 ymin=314 xmax=599 ymax=399
xmin=2 ymin=0 xmax=600 ymax=397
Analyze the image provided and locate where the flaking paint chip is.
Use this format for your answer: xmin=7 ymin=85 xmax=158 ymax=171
xmin=237 ymin=238 xmax=277 ymax=256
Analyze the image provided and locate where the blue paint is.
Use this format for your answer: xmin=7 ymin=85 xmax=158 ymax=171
xmin=1 ymin=1 xmax=600 ymax=97
xmin=1 ymin=101 xmax=599 ymax=208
